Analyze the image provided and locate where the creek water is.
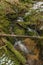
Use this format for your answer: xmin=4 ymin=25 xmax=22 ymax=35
xmin=0 ymin=49 xmax=19 ymax=65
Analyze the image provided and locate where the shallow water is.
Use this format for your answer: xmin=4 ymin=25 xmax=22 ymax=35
xmin=0 ymin=54 xmax=14 ymax=65
xmin=0 ymin=49 xmax=19 ymax=65
xmin=25 ymin=1 xmax=43 ymax=16
xmin=32 ymin=2 xmax=43 ymax=10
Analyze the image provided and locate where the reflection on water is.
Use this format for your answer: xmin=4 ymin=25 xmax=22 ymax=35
xmin=25 ymin=1 xmax=43 ymax=16
xmin=0 ymin=54 xmax=14 ymax=65
xmin=14 ymin=41 xmax=29 ymax=54
xmin=32 ymin=2 xmax=43 ymax=10
xmin=0 ymin=49 xmax=19 ymax=65
xmin=17 ymin=17 xmax=24 ymax=22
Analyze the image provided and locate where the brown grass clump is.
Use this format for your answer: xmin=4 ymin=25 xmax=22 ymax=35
xmin=24 ymin=38 xmax=39 ymax=60
xmin=0 ymin=39 xmax=5 ymax=47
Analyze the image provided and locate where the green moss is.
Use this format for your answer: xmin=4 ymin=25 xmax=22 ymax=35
xmin=14 ymin=28 xmax=25 ymax=35
xmin=14 ymin=24 xmax=25 ymax=35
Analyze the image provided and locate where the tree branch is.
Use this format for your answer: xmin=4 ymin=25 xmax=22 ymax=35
xmin=0 ymin=33 xmax=43 ymax=39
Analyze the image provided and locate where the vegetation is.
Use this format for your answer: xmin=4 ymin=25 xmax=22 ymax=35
xmin=0 ymin=0 xmax=43 ymax=65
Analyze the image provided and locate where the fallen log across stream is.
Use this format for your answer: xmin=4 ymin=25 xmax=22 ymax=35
xmin=0 ymin=33 xmax=43 ymax=39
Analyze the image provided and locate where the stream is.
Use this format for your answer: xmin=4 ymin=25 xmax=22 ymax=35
xmin=25 ymin=1 xmax=43 ymax=16
xmin=0 ymin=49 xmax=14 ymax=65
